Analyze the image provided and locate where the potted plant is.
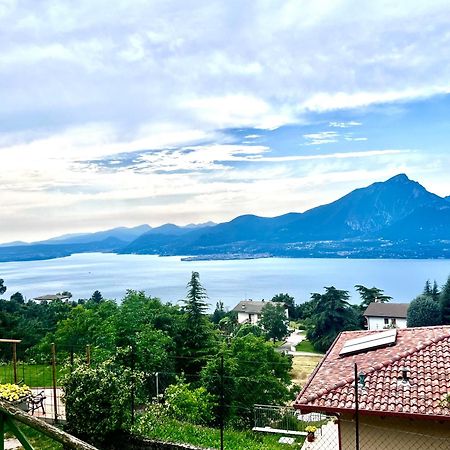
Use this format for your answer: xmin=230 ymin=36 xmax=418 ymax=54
xmin=0 ymin=383 xmax=32 ymax=411
xmin=305 ymin=425 xmax=317 ymax=442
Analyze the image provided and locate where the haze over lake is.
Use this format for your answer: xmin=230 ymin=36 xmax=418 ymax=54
xmin=1 ymin=253 xmax=449 ymax=308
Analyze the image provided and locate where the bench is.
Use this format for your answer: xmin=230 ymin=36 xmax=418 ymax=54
xmin=27 ymin=390 xmax=46 ymax=415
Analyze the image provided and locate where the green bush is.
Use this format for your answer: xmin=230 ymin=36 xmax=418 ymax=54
xmin=165 ymin=377 xmax=216 ymax=425
xmin=407 ymin=295 xmax=442 ymax=327
xmin=62 ymin=358 xmax=139 ymax=444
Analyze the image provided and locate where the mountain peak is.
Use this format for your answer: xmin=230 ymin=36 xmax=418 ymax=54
xmin=386 ymin=173 xmax=411 ymax=183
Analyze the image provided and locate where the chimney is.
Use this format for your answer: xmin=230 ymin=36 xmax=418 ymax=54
xmin=398 ymin=367 xmax=410 ymax=386
xmin=358 ymin=372 xmax=366 ymax=388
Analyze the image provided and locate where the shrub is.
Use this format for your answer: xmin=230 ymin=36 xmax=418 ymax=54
xmin=62 ymin=358 xmax=139 ymax=444
xmin=164 ymin=377 xmax=216 ymax=425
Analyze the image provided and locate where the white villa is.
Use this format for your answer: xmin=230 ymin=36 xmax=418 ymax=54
xmin=232 ymin=300 xmax=288 ymax=324
xmin=363 ymin=302 xmax=409 ymax=330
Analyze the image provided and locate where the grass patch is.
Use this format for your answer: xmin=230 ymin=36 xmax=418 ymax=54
xmin=7 ymin=423 xmax=63 ymax=449
xmin=0 ymin=363 xmax=68 ymax=387
xmin=295 ymin=339 xmax=317 ymax=353
xmin=134 ymin=417 xmax=303 ymax=449
xmin=291 ymin=354 xmax=323 ymax=387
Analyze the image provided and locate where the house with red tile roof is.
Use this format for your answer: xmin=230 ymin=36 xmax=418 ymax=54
xmin=294 ymin=326 xmax=450 ymax=450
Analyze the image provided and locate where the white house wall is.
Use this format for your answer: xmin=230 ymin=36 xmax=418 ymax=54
xmin=367 ymin=316 xmax=407 ymax=330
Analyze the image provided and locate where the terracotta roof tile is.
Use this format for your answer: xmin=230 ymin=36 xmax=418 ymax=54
xmin=294 ymin=326 xmax=450 ymax=419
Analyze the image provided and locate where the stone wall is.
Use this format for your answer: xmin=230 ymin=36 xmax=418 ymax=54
xmin=107 ymin=434 xmax=211 ymax=450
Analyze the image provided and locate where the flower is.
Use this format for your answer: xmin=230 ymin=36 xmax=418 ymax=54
xmin=305 ymin=425 xmax=317 ymax=433
xmin=0 ymin=383 xmax=31 ymax=402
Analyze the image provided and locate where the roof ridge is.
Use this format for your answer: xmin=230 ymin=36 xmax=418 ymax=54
xmin=299 ymin=329 xmax=450 ymax=405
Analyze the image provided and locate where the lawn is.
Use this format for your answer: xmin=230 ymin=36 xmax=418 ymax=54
xmin=291 ymin=354 xmax=323 ymax=387
xmin=0 ymin=363 xmax=67 ymax=387
xmin=295 ymin=339 xmax=317 ymax=353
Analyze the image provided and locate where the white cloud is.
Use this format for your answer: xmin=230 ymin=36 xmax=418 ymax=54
xmin=329 ymin=121 xmax=362 ymax=128
xmin=303 ymin=131 xmax=339 ymax=145
xmin=1 ymin=0 xmax=450 ymax=240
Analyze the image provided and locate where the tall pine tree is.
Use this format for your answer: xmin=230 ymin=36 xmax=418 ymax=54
xmin=178 ymin=272 xmax=216 ymax=377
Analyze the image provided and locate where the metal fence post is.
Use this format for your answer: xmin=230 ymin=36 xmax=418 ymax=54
xmin=220 ymin=353 xmax=224 ymax=450
xmin=131 ymin=345 xmax=135 ymax=426
xmin=12 ymin=343 xmax=18 ymax=384
xmin=51 ymin=343 xmax=58 ymax=423
xmin=354 ymin=363 xmax=359 ymax=450
xmin=86 ymin=345 xmax=91 ymax=366
xmin=70 ymin=346 xmax=74 ymax=372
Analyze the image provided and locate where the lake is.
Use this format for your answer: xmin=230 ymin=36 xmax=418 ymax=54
xmin=1 ymin=253 xmax=449 ymax=309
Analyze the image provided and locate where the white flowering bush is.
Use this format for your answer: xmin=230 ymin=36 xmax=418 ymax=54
xmin=0 ymin=383 xmax=31 ymax=402
xmin=62 ymin=358 xmax=142 ymax=444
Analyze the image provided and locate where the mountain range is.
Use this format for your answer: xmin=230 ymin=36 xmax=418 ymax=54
xmin=1 ymin=174 xmax=449 ymax=262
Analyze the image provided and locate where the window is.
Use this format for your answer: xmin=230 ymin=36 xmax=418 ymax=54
xmin=384 ymin=318 xmax=389 ymax=325
xmin=391 ymin=318 xmax=396 ymax=325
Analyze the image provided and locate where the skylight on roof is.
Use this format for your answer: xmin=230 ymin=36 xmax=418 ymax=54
xmin=339 ymin=329 xmax=397 ymax=356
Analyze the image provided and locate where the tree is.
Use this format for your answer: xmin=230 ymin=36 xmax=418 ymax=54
xmin=307 ymin=286 xmax=355 ymax=353
xmin=200 ymin=334 xmax=292 ymax=427
xmin=271 ymin=293 xmax=295 ymax=319
xmin=90 ymin=290 xmax=103 ymax=303
xmin=0 ymin=279 xmax=6 ymax=296
xmin=177 ymin=273 xmax=216 ymax=376
xmin=423 ymin=280 xmax=440 ymax=302
xmin=440 ymin=276 xmax=450 ymax=325
xmin=184 ymin=271 xmax=209 ymax=317
xmin=407 ymin=295 xmax=442 ymax=327
xmin=431 ymin=280 xmax=440 ymax=302
xmin=211 ymin=301 xmax=226 ymax=325
xmin=260 ymin=302 xmax=289 ymax=343
xmin=355 ymin=285 xmax=392 ymax=309
xmin=10 ymin=292 xmax=24 ymax=304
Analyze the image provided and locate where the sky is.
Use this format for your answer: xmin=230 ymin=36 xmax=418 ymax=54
xmin=1 ymin=0 xmax=450 ymax=243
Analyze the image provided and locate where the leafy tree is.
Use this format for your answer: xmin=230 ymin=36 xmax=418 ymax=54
xmin=307 ymin=287 xmax=355 ymax=353
xmin=271 ymin=293 xmax=295 ymax=319
xmin=200 ymin=334 xmax=292 ymax=427
xmin=295 ymin=296 xmax=320 ymax=321
xmin=440 ymin=276 xmax=450 ymax=325
xmin=217 ymin=312 xmax=238 ymax=336
xmin=0 ymin=279 xmax=6 ymax=296
xmin=234 ymin=323 xmax=264 ymax=339
xmin=260 ymin=302 xmax=289 ymax=343
xmin=10 ymin=292 xmax=24 ymax=304
xmin=90 ymin=290 xmax=103 ymax=303
xmin=407 ymin=295 xmax=442 ymax=327
xmin=355 ymin=285 xmax=392 ymax=309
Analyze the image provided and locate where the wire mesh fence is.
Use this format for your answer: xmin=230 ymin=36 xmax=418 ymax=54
xmin=0 ymin=346 xmax=449 ymax=450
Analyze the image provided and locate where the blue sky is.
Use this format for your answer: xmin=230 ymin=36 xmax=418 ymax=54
xmin=1 ymin=0 xmax=450 ymax=242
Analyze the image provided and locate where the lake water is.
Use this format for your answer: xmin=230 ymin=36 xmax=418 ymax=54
xmin=1 ymin=253 xmax=449 ymax=309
